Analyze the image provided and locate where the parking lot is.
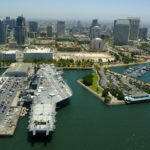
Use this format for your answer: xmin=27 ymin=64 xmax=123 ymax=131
xmin=0 ymin=77 xmax=25 ymax=135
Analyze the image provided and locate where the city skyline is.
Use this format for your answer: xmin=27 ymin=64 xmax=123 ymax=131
xmin=0 ymin=0 xmax=150 ymax=23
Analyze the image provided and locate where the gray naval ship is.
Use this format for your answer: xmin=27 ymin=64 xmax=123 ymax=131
xmin=28 ymin=64 xmax=72 ymax=136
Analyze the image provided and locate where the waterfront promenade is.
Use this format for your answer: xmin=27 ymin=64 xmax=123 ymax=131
xmin=77 ymin=80 xmax=125 ymax=106
xmin=108 ymin=60 xmax=150 ymax=68
xmin=57 ymin=67 xmax=93 ymax=70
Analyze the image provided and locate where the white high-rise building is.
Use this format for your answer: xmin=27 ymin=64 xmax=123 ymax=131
xmin=90 ymin=26 xmax=100 ymax=40
xmin=91 ymin=38 xmax=104 ymax=51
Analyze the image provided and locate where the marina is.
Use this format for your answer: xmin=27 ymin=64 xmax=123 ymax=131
xmin=123 ymin=65 xmax=150 ymax=78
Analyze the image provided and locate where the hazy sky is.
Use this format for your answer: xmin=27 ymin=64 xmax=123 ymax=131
xmin=0 ymin=0 xmax=150 ymax=22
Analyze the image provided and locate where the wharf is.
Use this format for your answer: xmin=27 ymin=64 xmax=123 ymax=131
xmin=0 ymin=63 xmax=33 ymax=136
xmin=0 ymin=106 xmax=22 ymax=136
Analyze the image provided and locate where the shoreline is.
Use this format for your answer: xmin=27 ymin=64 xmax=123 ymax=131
xmin=108 ymin=61 xmax=150 ymax=68
xmin=56 ymin=67 xmax=93 ymax=70
xmin=77 ymin=80 xmax=125 ymax=106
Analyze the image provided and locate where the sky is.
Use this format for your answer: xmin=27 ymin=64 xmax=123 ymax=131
xmin=0 ymin=0 xmax=150 ymax=23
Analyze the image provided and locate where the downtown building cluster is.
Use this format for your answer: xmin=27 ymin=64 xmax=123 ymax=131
xmin=0 ymin=16 xmax=66 ymax=46
xmin=114 ymin=18 xmax=148 ymax=45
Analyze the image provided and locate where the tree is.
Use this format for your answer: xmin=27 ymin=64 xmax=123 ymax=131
xmin=104 ymin=95 xmax=111 ymax=103
xmin=94 ymin=65 xmax=100 ymax=73
xmin=102 ymin=88 xmax=109 ymax=97
xmin=98 ymin=59 xmax=103 ymax=65
xmin=82 ymin=74 xmax=93 ymax=86
xmin=117 ymin=91 xmax=124 ymax=100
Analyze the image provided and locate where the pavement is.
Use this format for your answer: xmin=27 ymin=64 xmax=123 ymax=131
xmin=0 ymin=77 xmax=26 ymax=136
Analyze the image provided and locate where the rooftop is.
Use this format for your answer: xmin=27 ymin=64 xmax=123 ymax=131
xmin=24 ymin=47 xmax=52 ymax=53
xmin=6 ymin=63 xmax=32 ymax=73
xmin=116 ymin=19 xmax=130 ymax=25
xmin=125 ymin=92 xmax=150 ymax=102
xmin=0 ymin=50 xmax=18 ymax=54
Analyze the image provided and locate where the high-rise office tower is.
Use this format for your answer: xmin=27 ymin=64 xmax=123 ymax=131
xmin=5 ymin=17 xmax=11 ymax=27
xmin=29 ymin=21 xmax=38 ymax=33
xmin=139 ymin=28 xmax=148 ymax=40
xmin=129 ymin=18 xmax=140 ymax=40
xmin=77 ymin=20 xmax=82 ymax=33
xmin=91 ymin=19 xmax=99 ymax=27
xmin=15 ymin=16 xmax=26 ymax=45
xmin=57 ymin=21 xmax=65 ymax=37
xmin=10 ymin=19 xmax=16 ymax=29
xmin=90 ymin=19 xmax=100 ymax=40
xmin=47 ymin=26 xmax=52 ymax=38
xmin=90 ymin=26 xmax=100 ymax=40
xmin=0 ymin=19 xmax=7 ymax=44
xmin=77 ymin=21 xmax=81 ymax=28
xmin=114 ymin=19 xmax=130 ymax=45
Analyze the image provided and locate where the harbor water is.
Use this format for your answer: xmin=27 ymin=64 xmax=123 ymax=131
xmin=0 ymin=66 xmax=150 ymax=150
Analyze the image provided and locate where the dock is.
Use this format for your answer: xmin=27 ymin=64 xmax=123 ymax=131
xmin=0 ymin=63 xmax=33 ymax=136
xmin=0 ymin=63 xmax=72 ymax=136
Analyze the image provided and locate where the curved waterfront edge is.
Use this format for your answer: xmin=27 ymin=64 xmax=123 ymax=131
xmin=57 ymin=67 xmax=93 ymax=70
xmin=108 ymin=61 xmax=150 ymax=68
xmin=77 ymin=80 xmax=125 ymax=106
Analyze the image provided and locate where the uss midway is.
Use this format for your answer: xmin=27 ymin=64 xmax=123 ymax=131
xmin=0 ymin=63 xmax=72 ymax=136
xmin=28 ymin=64 xmax=72 ymax=136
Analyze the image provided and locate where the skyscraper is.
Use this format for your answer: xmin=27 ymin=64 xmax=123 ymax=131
xmin=29 ymin=21 xmax=38 ymax=33
xmin=114 ymin=19 xmax=130 ymax=45
xmin=10 ymin=19 xmax=16 ymax=29
xmin=77 ymin=20 xmax=82 ymax=33
xmin=0 ymin=19 xmax=7 ymax=44
xmin=15 ymin=16 xmax=26 ymax=45
xmin=90 ymin=19 xmax=100 ymax=40
xmin=90 ymin=26 xmax=100 ymax=40
xmin=77 ymin=20 xmax=81 ymax=28
xmin=91 ymin=19 xmax=99 ymax=27
xmin=129 ymin=18 xmax=140 ymax=40
xmin=47 ymin=26 xmax=52 ymax=38
xmin=91 ymin=38 xmax=104 ymax=51
xmin=57 ymin=21 xmax=65 ymax=37
xmin=5 ymin=17 xmax=11 ymax=27
xmin=139 ymin=28 xmax=148 ymax=40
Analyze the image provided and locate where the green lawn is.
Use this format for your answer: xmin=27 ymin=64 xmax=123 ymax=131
xmin=89 ymin=74 xmax=103 ymax=94
xmin=80 ymin=73 xmax=103 ymax=94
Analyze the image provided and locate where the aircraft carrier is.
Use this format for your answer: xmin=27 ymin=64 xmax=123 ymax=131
xmin=28 ymin=64 xmax=72 ymax=136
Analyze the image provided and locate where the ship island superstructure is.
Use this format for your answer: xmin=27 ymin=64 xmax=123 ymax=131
xmin=28 ymin=64 xmax=72 ymax=136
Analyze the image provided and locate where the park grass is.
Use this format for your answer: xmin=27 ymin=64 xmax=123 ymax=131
xmin=80 ymin=73 xmax=103 ymax=94
xmin=89 ymin=74 xmax=103 ymax=94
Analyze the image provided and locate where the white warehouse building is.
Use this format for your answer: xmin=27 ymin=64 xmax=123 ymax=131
xmin=24 ymin=47 xmax=53 ymax=60
xmin=0 ymin=50 xmax=18 ymax=61
xmin=5 ymin=63 xmax=32 ymax=77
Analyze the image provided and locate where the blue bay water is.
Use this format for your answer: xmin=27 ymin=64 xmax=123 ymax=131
xmin=0 ymin=67 xmax=150 ymax=150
